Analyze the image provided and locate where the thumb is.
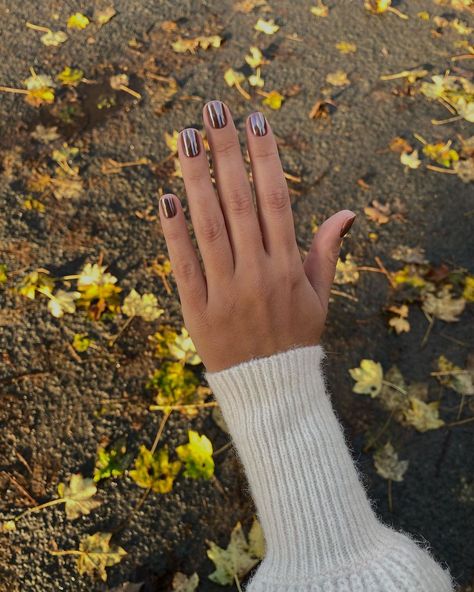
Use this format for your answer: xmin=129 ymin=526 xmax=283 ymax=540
xmin=303 ymin=209 xmax=356 ymax=309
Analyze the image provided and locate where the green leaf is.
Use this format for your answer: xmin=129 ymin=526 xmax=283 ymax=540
xmin=94 ymin=439 xmax=132 ymax=482
xmin=176 ymin=430 xmax=214 ymax=480
xmin=129 ymin=445 xmax=181 ymax=493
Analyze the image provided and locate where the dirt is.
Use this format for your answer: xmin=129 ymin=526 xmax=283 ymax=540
xmin=0 ymin=0 xmax=473 ymax=590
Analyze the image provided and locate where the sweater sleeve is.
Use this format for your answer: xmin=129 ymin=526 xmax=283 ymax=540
xmin=204 ymin=344 xmax=454 ymax=592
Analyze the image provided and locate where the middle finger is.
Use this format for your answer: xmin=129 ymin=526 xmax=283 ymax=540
xmin=203 ymin=100 xmax=265 ymax=263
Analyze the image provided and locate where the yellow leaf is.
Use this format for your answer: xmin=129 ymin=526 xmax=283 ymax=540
xmin=245 ymin=46 xmax=264 ymax=68
xmin=262 ymin=90 xmax=284 ymax=110
xmin=48 ymin=289 xmax=80 ymax=318
xmin=423 ymin=142 xmax=459 ymax=168
xmin=26 ymin=87 xmax=55 ymax=106
xmin=94 ymin=6 xmax=116 ymax=26
xmin=422 ymin=285 xmax=466 ymax=322
xmin=3 ymin=520 xmax=16 ymax=532
xmin=388 ymin=315 xmax=410 ymax=334
xmin=254 ymin=18 xmax=279 ymax=35
xmin=310 ymin=2 xmax=329 ymax=17
xmin=224 ymin=68 xmax=245 ymax=87
xmin=334 ymin=254 xmax=359 ymax=284
xmin=403 ymin=398 xmax=444 ymax=432
xmin=76 ymin=532 xmax=126 ymax=581
xmin=248 ymin=68 xmax=264 ymax=88
xmin=129 ymin=445 xmax=181 ymax=493
xmin=176 ymin=430 xmax=214 ymax=479
xmin=436 ymin=355 xmax=474 ymax=396
xmin=122 ymin=289 xmax=164 ymax=321
xmin=168 ymin=327 xmax=201 ymax=365
xmin=207 ymin=519 xmax=266 ymax=585
xmin=172 ymin=35 xmax=222 ymax=54
xmin=349 ymin=359 xmax=383 ymax=397
xmin=463 ymin=275 xmax=474 ymax=302
xmin=165 ymin=130 xmax=180 ymax=154
xmin=392 ymin=265 xmax=427 ymax=289
xmin=417 ymin=11 xmax=430 ymax=20
xmin=67 ymin=12 xmax=90 ymax=30
xmin=336 ymin=41 xmax=357 ymax=54
xmin=40 ymin=30 xmax=68 ymax=46
xmin=400 ymin=150 xmax=421 ymax=169
xmin=364 ymin=0 xmax=391 ymax=14
xmin=172 ymin=572 xmax=199 ymax=592
xmin=56 ymin=66 xmax=84 ymax=86
xmin=326 ymin=70 xmax=349 ymax=86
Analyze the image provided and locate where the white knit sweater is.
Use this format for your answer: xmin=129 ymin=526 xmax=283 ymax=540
xmin=205 ymin=344 xmax=454 ymax=592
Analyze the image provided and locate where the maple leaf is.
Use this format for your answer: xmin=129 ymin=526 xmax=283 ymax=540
xmin=122 ymin=289 xmax=164 ymax=321
xmin=334 ymin=254 xmax=359 ymax=284
xmin=129 ymin=445 xmax=181 ymax=493
xmin=336 ymin=41 xmax=357 ymax=54
xmin=76 ymin=532 xmax=126 ymax=581
xmin=245 ymin=47 xmax=264 ymax=68
xmin=379 ymin=366 xmax=409 ymax=416
xmin=207 ymin=519 xmax=265 ymax=585
xmin=364 ymin=200 xmax=391 ymax=225
xmin=172 ymin=572 xmax=199 ymax=592
xmin=78 ymin=263 xmax=117 ymax=287
xmin=400 ymin=150 xmax=421 ymax=169
xmin=57 ymin=474 xmax=102 ymax=520
xmin=423 ymin=142 xmax=459 ymax=167
xmin=94 ymin=6 xmax=117 ymax=26
xmin=392 ymin=265 xmax=427 ymax=289
xmin=310 ymin=2 xmax=329 ymax=17
xmin=31 ymin=124 xmax=60 ymax=144
xmin=262 ymin=90 xmax=284 ymax=110
xmin=422 ymin=285 xmax=466 ymax=322
xmin=176 ymin=430 xmax=214 ymax=480
xmin=41 ymin=30 xmax=68 ymax=46
xmin=57 ymin=67 xmax=84 ymax=86
xmin=403 ymin=397 xmax=444 ymax=432
xmin=148 ymin=361 xmax=202 ymax=414
xmin=436 ymin=355 xmax=474 ymax=396
xmin=17 ymin=270 xmax=55 ymax=300
xmin=165 ymin=130 xmax=180 ymax=154
xmin=326 ymin=70 xmax=349 ymax=86
xmin=388 ymin=304 xmax=410 ymax=334
xmin=224 ymin=68 xmax=246 ymax=87
xmin=389 ymin=137 xmax=413 ymax=154
xmin=254 ymin=18 xmax=279 ymax=34
xmin=374 ymin=442 xmax=409 ymax=482
xmin=172 ymin=35 xmax=222 ymax=53
xmin=94 ymin=439 xmax=132 ymax=482
xmin=48 ymin=289 xmax=80 ymax=318
xmin=72 ymin=333 xmax=92 ymax=353
xmin=349 ymin=359 xmax=383 ymax=397
xmin=67 ymin=12 xmax=90 ymax=30
xmin=168 ymin=327 xmax=201 ymax=365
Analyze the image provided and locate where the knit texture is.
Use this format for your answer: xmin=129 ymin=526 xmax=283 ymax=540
xmin=205 ymin=344 xmax=454 ymax=592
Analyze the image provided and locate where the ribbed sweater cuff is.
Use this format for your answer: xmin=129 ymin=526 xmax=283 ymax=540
xmin=205 ymin=344 xmax=453 ymax=591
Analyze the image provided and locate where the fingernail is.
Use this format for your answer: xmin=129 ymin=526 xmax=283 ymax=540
xmin=340 ymin=216 xmax=356 ymax=238
xmin=181 ymin=128 xmax=200 ymax=157
xmin=160 ymin=195 xmax=177 ymax=218
xmin=249 ymin=112 xmax=267 ymax=136
xmin=207 ymin=100 xmax=227 ymax=129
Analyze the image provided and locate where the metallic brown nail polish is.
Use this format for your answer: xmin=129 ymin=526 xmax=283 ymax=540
xmin=182 ymin=128 xmax=200 ymax=157
xmin=249 ymin=112 xmax=267 ymax=136
xmin=340 ymin=216 xmax=356 ymax=237
xmin=161 ymin=195 xmax=177 ymax=218
xmin=207 ymin=100 xmax=227 ymax=129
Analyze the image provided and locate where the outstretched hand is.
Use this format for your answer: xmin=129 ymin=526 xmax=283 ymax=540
xmin=158 ymin=100 xmax=355 ymax=373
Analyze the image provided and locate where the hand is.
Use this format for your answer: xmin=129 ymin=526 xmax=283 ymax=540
xmin=158 ymin=101 xmax=355 ymax=373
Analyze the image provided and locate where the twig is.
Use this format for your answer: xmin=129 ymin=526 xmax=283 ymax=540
xmin=431 ymin=115 xmax=463 ymax=126
xmin=108 ymin=316 xmax=134 ymax=347
xmin=382 ymin=381 xmax=407 ymax=396
xmin=101 ymin=157 xmax=149 ymax=175
xmin=150 ymin=409 xmax=172 ymax=455
xmin=421 ymin=312 xmax=434 ymax=348
xmin=363 ymin=410 xmax=394 ymax=453
xmin=426 ymin=164 xmax=458 ymax=174
xmin=117 ymin=84 xmax=142 ymax=100
xmin=25 ymin=22 xmax=51 ymax=33
xmin=234 ymin=574 xmax=243 ymax=592
xmin=0 ymin=86 xmax=29 ymax=95
xmin=374 ymin=256 xmax=395 ymax=288
xmin=2 ymin=472 xmax=37 ymax=506
xmin=213 ymin=441 xmax=233 ymax=457
xmin=446 ymin=416 xmax=474 ymax=428
xmin=149 ymin=401 xmax=218 ymax=412
xmin=330 ymin=289 xmax=358 ymax=302
xmin=387 ymin=479 xmax=393 ymax=512
xmin=457 ymin=394 xmax=466 ymax=421
xmin=235 ymin=81 xmax=251 ymax=100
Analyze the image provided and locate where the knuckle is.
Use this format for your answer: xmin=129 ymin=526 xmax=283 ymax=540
xmin=252 ymin=148 xmax=277 ymax=161
xmin=201 ymin=216 xmax=225 ymax=243
xmin=264 ymin=185 xmax=290 ymax=213
xmin=213 ymin=138 xmax=239 ymax=157
xmin=174 ymin=259 xmax=199 ymax=282
xmin=227 ymin=187 xmax=253 ymax=216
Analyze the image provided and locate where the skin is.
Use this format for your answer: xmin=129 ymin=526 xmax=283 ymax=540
xmin=158 ymin=101 xmax=355 ymax=373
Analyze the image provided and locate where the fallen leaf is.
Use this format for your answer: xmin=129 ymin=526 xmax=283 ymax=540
xmin=122 ymin=289 xmax=164 ymax=321
xmin=48 ymin=289 xmax=80 ymax=318
xmin=31 ymin=125 xmax=60 ymax=144
xmin=310 ymin=2 xmax=329 ymax=17
xmin=57 ymin=473 xmax=102 ymax=520
xmin=400 ymin=150 xmax=421 ymax=169
xmin=391 ymin=245 xmax=428 ymax=265
xmin=403 ymin=397 xmax=444 ymax=432
xmin=422 ymin=285 xmax=466 ymax=322
xmin=436 ymin=355 xmax=474 ymax=396
xmin=172 ymin=35 xmax=222 ymax=53
xmin=72 ymin=333 xmax=91 ymax=353
xmin=423 ymin=142 xmax=459 ymax=167
xmin=374 ymin=442 xmax=409 ymax=481
xmin=67 ymin=13 xmax=90 ymax=30
xmin=207 ymin=519 xmax=265 ymax=585
xmin=349 ymin=359 xmax=383 ymax=397
xmin=249 ymin=68 xmax=264 ymax=88
xmin=224 ymin=68 xmax=246 ymax=87
xmin=336 ymin=41 xmax=357 ymax=54
xmin=262 ymin=90 xmax=284 ymax=110
xmin=254 ymin=18 xmax=279 ymax=34
xmin=389 ymin=136 xmax=413 ymax=154
xmin=41 ymin=30 xmax=68 ymax=46
xmin=245 ymin=46 xmax=264 ymax=68
xmin=463 ymin=276 xmax=474 ymax=302
xmin=168 ymin=327 xmax=201 ymax=365
xmin=364 ymin=0 xmax=392 ymax=13
xmin=176 ymin=430 xmax=215 ymax=480
xmin=94 ymin=6 xmax=117 ymax=26
xmin=364 ymin=200 xmax=391 ymax=225
xmin=172 ymin=573 xmax=199 ymax=592
xmin=326 ymin=70 xmax=349 ymax=86
xmin=129 ymin=445 xmax=181 ymax=493
xmin=76 ymin=532 xmax=126 ymax=581
xmin=334 ymin=254 xmax=359 ymax=284
xmin=379 ymin=366 xmax=409 ymax=414
xmin=234 ymin=0 xmax=268 ymax=12
xmin=56 ymin=66 xmax=84 ymax=86
xmin=388 ymin=304 xmax=410 ymax=334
